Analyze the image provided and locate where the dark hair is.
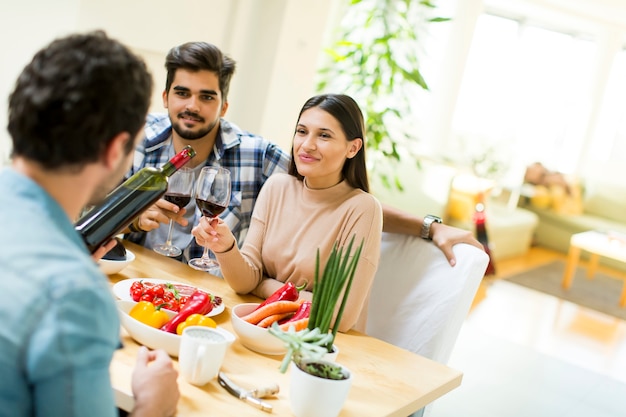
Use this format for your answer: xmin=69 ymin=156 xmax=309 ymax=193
xmin=164 ymin=42 xmax=236 ymax=102
xmin=288 ymin=94 xmax=370 ymax=193
xmin=7 ymin=30 xmax=152 ymax=170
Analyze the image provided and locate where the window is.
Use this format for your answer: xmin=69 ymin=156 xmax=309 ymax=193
xmin=591 ymin=47 xmax=626 ymax=162
xmin=452 ymin=13 xmax=596 ymax=175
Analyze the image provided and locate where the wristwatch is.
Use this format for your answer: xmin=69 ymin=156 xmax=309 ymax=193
xmin=420 ymin=215 xmax=442 ymax=240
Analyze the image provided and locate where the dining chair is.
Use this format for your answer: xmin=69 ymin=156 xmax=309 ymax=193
xmin=365 ymin=232 xmax=489 ymax=417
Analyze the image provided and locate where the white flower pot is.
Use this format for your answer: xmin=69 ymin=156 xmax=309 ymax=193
xmin=322 ymin=344 xmax=339 ymax=362
xmin=289 ymin=360 xmax=352 ymax=417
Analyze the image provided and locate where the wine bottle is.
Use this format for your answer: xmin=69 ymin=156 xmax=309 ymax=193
xmin=75 ymin=145 xmax=196 ymax=253
xmin=473 ymin=193 xmax=496 ymax=276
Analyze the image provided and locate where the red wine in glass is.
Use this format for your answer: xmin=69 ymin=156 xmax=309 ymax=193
xmin=75 ymin=145 xmax=196 ymax=253
xmin=196 ymin=199 xmax=227 ymax=218
xmin=165 ymin=193 xmax=192 ymax=208
xmin=153 ymin=167 xmax=195 ymax=257
xmin=188 ymin=166 xmax=231 ymax=272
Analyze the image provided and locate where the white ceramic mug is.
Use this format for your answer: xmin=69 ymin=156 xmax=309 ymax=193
xmin=178 ymin=326 xmax=234 ymax=386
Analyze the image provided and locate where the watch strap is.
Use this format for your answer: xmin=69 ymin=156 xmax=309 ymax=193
xmin=420 ymin=215 xmax=442 ymax=240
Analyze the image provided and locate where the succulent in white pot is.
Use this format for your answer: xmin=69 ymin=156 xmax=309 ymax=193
xmin=269 ymin=236 xmax=363 ymax=417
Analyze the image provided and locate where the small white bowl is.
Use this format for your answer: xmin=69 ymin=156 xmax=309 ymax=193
xmin=116 ymin=300 xmax=234 ymax=357
xmin=99 ymin=249 xmax=135 ymax=275
xmin=231 ymin=303 xmax=287 ymax=356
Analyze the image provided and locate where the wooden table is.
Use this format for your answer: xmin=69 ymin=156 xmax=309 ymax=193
xmin=109 ymin=242 xmax=462 ymax=416
xmin=562 ymin=231 xmax=626 ymax=306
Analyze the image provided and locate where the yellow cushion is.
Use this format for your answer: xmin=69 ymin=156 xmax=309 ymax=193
xmin=530 ymin=186 xmax=551 ymax=209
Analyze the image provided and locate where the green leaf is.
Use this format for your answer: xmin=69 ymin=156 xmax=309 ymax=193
xmin=315 ymin=0 xmax=449 ymax=190
xmin=307 ymin=236 xmax=364 ymax=346
xmin=270 ymin=236 xmax=365 ymax=375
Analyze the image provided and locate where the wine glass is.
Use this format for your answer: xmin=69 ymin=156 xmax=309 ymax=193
xmin=188 ymin=166 xmax=231 ymax=271
xmin=153 ymin=167 xmax=195 ymax=257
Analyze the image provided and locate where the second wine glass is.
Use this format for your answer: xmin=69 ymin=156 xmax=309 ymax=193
xmin=153 ymin=167 xmax=195 ymax=257
xmin=188 ymin=166 xmax=231 ymax=272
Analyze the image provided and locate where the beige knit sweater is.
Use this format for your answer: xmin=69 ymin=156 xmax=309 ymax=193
xmin=215 ymin=173 xmax=382 ymax=332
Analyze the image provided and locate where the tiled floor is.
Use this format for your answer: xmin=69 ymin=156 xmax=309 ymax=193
xmin=431 ymin=279 xmax=626 ymax=417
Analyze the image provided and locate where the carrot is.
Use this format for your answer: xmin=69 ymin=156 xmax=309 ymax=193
xmin=257 ymin=312 xmax=294 ymax=328
xmin=241 ymin=300 xmax=301 ymax=325
xmin=279 ymin=317 xmax=309 ymax=332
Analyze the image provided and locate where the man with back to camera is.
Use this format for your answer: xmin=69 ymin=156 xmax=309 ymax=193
xmin=0 ymin=31 xmax=179 ymax=417
xmin=125 ymin=41 xmax=483 ymax=266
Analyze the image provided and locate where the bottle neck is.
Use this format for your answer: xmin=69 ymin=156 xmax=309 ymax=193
xmin=162 ymin=145 xmax=196 ymax=176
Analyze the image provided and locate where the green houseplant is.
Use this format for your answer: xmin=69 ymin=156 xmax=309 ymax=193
xmin=316 ymin=0 xmax=449 ymax=191
xmin=269 ymin=235 xmax=364 ymax=380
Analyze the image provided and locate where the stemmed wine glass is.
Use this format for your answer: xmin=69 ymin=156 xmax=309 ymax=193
xmin=188 ymin=166 xmax=231 ymax=271
xmin=153 ymin=167 xmax=195 ymax=257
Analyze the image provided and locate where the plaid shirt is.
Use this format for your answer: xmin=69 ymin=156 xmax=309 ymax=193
xmin=126 ymin=113 xmax=290 ymax=261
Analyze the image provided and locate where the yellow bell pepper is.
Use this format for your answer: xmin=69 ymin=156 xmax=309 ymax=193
xmin=129 ymin=301 xmax=170 ymax=329
xmin=176 ymin=313 xmax=217 ymax=335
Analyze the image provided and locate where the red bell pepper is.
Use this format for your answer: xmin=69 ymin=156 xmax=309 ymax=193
xmin=278 ymin=300 xmax=311 ymax=325
xmin=161 ymin=290 xmax=213 ymax=333
xmin=253 ymin=281 xmax=307 ymax=311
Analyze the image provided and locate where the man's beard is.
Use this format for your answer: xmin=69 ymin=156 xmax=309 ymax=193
xmin=172 ymin=110 xmax=219 ymax=140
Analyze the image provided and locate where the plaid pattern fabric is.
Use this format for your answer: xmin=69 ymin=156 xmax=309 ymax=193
xmin=126 ymin=113 xmax=290 ymax=261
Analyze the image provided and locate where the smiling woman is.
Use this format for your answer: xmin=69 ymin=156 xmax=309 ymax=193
xmin=192 ymin=93 xmax=383 ymax=334
xmin=292 ymin=107 xmax=363 ymax=190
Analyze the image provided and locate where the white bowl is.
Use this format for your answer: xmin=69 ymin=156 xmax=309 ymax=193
xmin=230 ymin=303 xmax=287 ymax=356
xmin=116 ymin=300 xmax=234 ymax=357
xmin=99 ymin=249 xmax=135 ymax=275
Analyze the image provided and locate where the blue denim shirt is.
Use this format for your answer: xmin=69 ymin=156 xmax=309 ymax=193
xmin=0 ymin=168 xmax=120 ymax=417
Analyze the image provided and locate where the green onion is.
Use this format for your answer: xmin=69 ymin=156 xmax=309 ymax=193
xmin=307 ymin=234 xmax=364 ymax=351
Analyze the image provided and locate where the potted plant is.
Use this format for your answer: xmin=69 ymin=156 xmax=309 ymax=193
xmin=316 ymin=0 xmax=450 ymax=191
xmin=268 ymin=236 xmax=363 ymax=417
xmin=269 ymin=235 xmax=363 ymax=373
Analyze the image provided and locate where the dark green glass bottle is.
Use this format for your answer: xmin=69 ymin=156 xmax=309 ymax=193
xmin=75 ymin=145 xmax=196 ymax=253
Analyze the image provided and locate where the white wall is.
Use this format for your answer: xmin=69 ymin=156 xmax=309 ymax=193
xmin=0 ymin=0 xmax=81 ymax=164
xmin=0 ymin=0 xmax=333 ymax=164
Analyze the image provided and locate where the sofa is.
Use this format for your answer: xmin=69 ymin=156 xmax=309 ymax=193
xmin=444 ymin=175 xmax=539 ymax=261
xmin=371 ymin=159 xmax=539 ymax=261
xmin=519 ymin=179 xmax=626 ymax=272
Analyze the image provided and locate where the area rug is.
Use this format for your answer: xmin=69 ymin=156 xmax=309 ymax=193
xmin=504 ymin=261 xmax=626 ymax=320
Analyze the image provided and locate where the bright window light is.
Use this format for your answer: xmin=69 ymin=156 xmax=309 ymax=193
xmin=452 ymin=13 xmax=596 ymax=175
xmin=591 ymin=48 xmax=626 ymax=162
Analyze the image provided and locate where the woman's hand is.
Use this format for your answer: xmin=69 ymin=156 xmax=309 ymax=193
xmin=192 ymin=216 xmax=236 ymax=253
xmin=430 ymin=222 xmax=484 ymax=267
xmin=380 ymin=203 xmax=484 ymax=267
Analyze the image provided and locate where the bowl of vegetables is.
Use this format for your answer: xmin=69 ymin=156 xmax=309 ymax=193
xmin=231 ymin=303 xmax=287 ymax=356
xmin=231 ymin=299 xmax=310 ymax=356
xmin=117 ymin=300 xmax=234 ymax=357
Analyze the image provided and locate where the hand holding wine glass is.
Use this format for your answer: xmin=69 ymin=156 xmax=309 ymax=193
xmin=188 ymin=167 xmax=231 ymax=271
xmin=153 ymin=167 xmax=195 ymax=257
